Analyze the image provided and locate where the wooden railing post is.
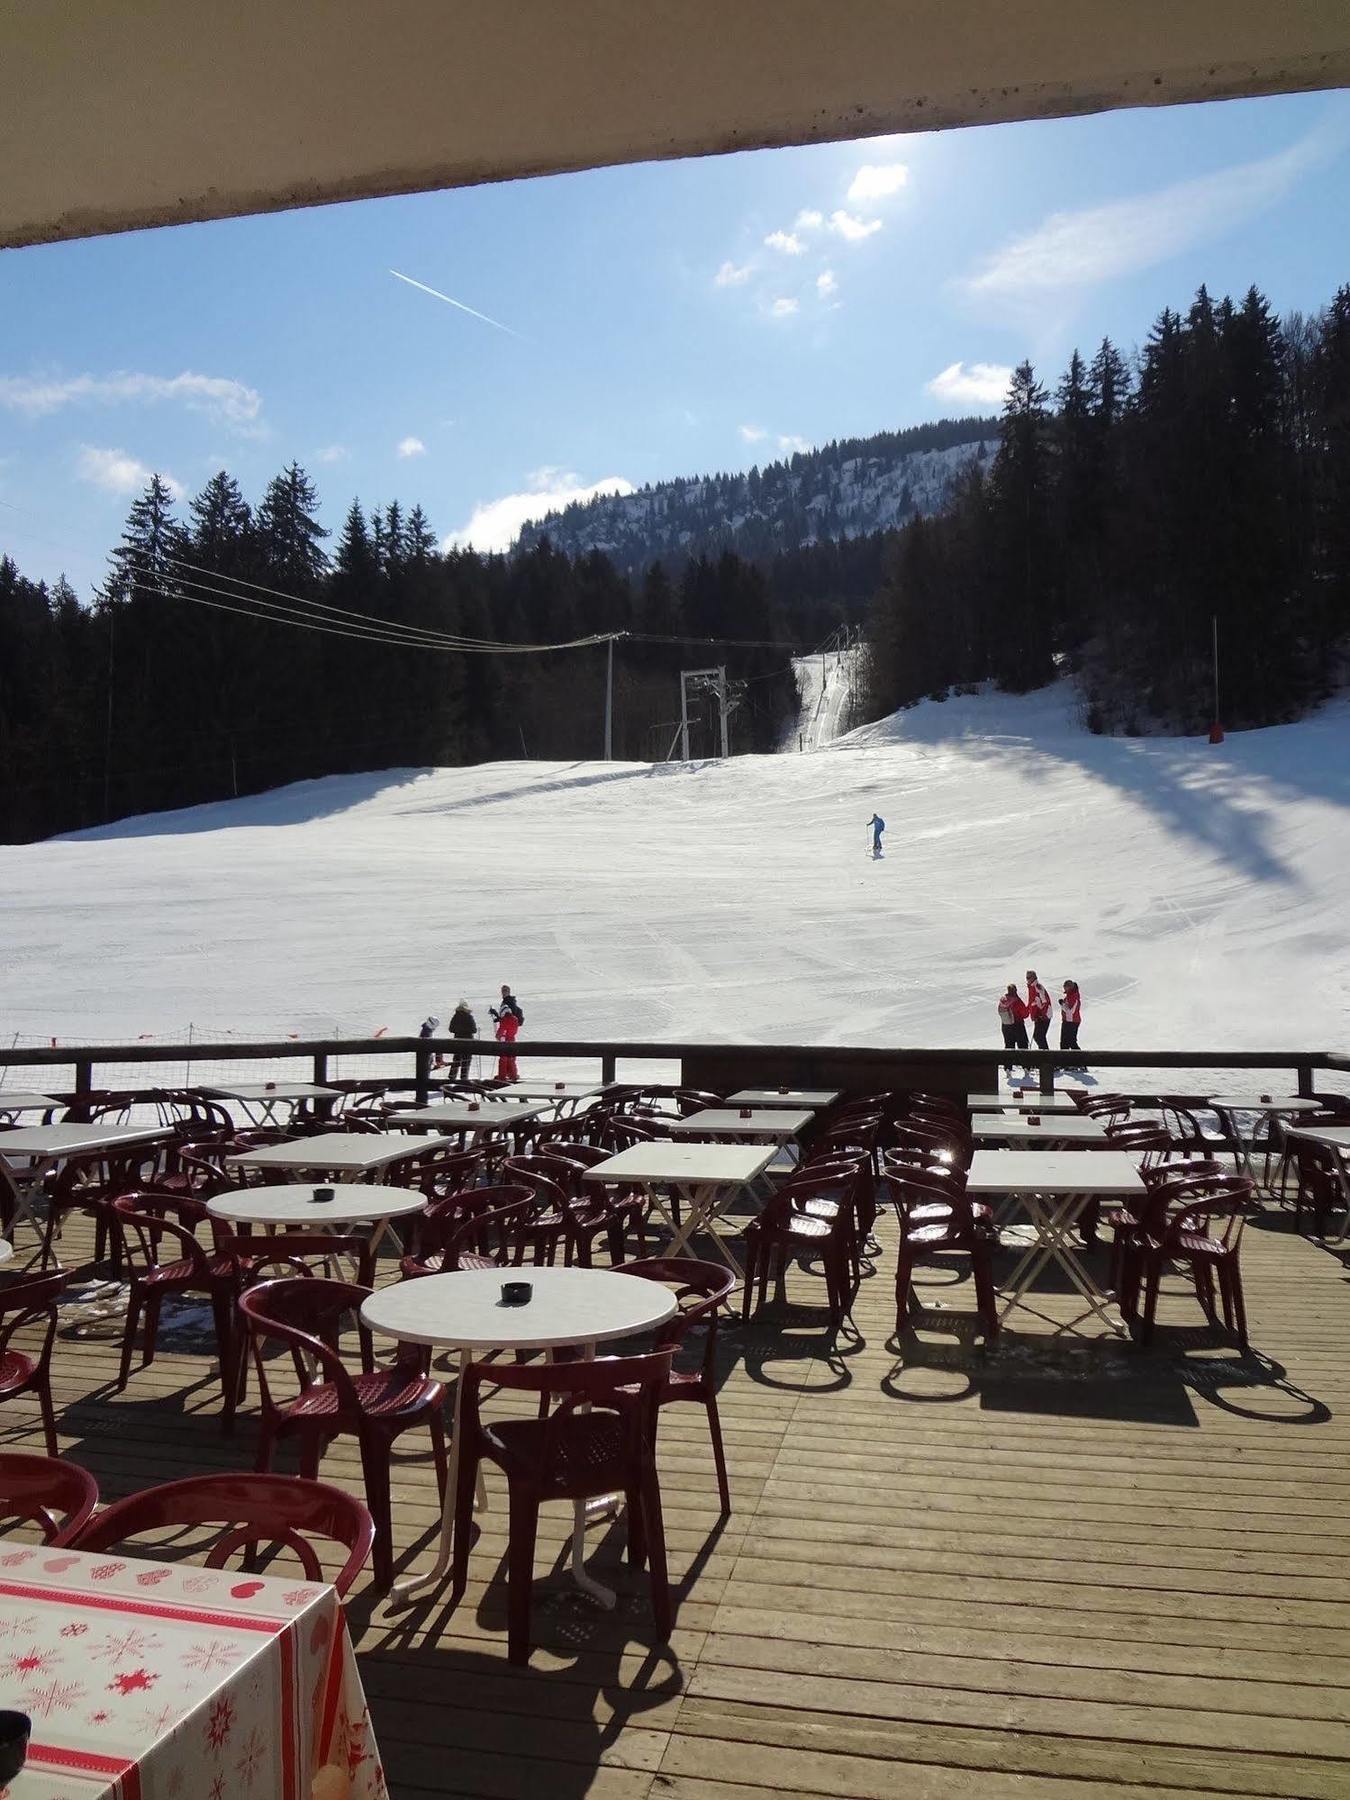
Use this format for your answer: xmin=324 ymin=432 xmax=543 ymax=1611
xmin=1297 ymin=1060 xmax=1314 ymax=1098
xmin=1040 ymin=1060 xmax=1055 ymax=1096
xmin=312 ymin=1052 xmax=329 ymax=1086
xmin=415 ymin=1042 xmax=433 ymax=1105
xmin=601 ymin=1052 xmax=616 ymax=1085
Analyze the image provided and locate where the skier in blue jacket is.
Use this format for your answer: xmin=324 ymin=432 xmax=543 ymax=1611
xmin=868 ymin=813 xmax=885 ymax=856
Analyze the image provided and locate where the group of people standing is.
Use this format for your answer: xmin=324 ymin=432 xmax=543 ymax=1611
xmin=997 ymin=970 xmax=1082 ymax=1071
xmin=420 ymin=985 xmax=525 ymax=1081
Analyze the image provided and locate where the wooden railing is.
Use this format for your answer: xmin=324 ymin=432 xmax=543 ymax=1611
xmin=0 ymin=1036 xmax=1344 ymax=1109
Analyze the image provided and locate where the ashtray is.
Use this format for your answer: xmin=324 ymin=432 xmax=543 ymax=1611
xmin=312 ymin=1186 xmax=336 ymax=1203
xmin=0 ymin=1711 xmax=31 ymax=1786
xmin=500 ymin=1281 xmax=532 ymax=1307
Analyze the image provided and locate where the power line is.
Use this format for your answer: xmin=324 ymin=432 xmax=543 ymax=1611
xmin=164 ymin=555 xmax=523 ymax=648
xmin=133 ymin=571 xmax=616 ymax=655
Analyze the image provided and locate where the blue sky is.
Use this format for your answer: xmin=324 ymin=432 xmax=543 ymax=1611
xmin=2 ymin=87 xmax=1349 ymax=596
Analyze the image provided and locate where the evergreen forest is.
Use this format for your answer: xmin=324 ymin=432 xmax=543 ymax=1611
xmin=866 ymin=283 xmax=1350 ymax=732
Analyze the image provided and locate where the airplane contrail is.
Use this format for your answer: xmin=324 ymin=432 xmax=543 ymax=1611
xmin=389 ymin=269 xmax=526 ymax=339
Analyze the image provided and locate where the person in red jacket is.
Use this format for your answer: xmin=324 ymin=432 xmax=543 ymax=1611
xmin=1025 ymin=970 xmax=1053 ymax=1052
xmin=494 ymin=1000 xmax=520 ymax=1082
xmin=996 ymin=984 xmax=1028 ymax=1074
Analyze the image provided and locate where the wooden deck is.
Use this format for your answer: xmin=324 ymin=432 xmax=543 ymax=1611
xmin=11 ymin=1203 xmax=1350 ymax=1800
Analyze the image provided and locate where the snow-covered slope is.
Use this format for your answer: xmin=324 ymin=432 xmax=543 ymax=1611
xmin=515 ymin=434 xmax=995 ymax=573
xmin=3 ymin=685 xmax=1348 ymax=1054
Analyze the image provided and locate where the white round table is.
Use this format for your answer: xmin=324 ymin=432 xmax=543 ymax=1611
xmin=0 ymin=1240 xmax=14 ymax=1267
xmin=207 ymin=1182 xmax=426 ymax=1254
xmin=361 ymin=1267 xmax=677 ymax=1605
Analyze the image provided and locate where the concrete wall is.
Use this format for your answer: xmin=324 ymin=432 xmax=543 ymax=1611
xmin=5 ymin=1 xmax=1350 ymax=246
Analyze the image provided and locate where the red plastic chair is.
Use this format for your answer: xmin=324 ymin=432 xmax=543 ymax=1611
xmin=1127 ymin=1174 xmax=1256 ymax=1349
xmin=544 ymin=1144 xmax=653 ymax=1262
xmin=0 ymin=1270 xmax=69 ymax=1454
xmin=110 ymin=1192 xmax=237 ymax=1398
xmin=0 ymin=1450 xmax=98 ymax=1543
xmin=72 ymin=1472 xmax=374 ymax=1596
xmin=449 ymin=1349 xmax=675 ymax=1663
xmin=399 ymin=1192 xmax=535 ymax=1277
xmin=39 ymin=1146 xmax=160 ymax=1271
xmin=388 ymin=1143 xmax=484 ymax=1198
xmin=236 ymin=1278 xmax=446 ymax=1589
xmin=742 ymin=1186 xmax=856 ymax=1334
xmin=1289 ymin=1138 xmax=1346 ymax=1238
xmin=619 ymin=1258 xmax=736 ymax=1512
xmin=886 ymin=1176 xmax=999 ymax=1342
xmin=501 ymin=1156 xmax=599 ymax=1263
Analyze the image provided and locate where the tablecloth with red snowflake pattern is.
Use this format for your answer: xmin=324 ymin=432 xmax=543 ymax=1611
xmin=0 ymin=1536 xmax=384 ymax=1799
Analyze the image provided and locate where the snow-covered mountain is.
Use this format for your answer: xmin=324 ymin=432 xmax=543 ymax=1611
xmin=515 ymin=418 xmax=995 ymax=575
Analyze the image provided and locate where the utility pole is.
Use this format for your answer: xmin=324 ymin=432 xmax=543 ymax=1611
xmin=679 ymin=671 xmax=690 ymax=762
xmin=717 ymin=663 xmax=729 ymax=759
xmin=604 ymin=636 xmax=614 ymax=761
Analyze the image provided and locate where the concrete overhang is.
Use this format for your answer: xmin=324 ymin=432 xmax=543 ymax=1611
xmin=4 ymin=1 xmax=1350 ymax=248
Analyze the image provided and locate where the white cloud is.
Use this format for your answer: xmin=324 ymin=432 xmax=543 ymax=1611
xmin=444 ymin=470 xmax=636 ymax=555
xmin=794 ymin=209 xmax=824 ymax=231
xmin=828 ymin=211 xmax=883 ymax=243
xmin=926 ymin=361 xmax=1014 ymax=406
xmin=777 ymin=434 xmax=810 ymax=455
xmin=0 ymin=370 xmax=263 ymax=431
xmin=768 ymin=297 xmax=799 ymax=318
xmin=847 ymin=162 xmax=909 ymax=204
xmin=316 ymin=444 xmax=349 ymax=463
xmin=963 ymin=135 xmax=1326 ymax=308
xmin=396 ymin=436 xmax=427 ymax=459
xmin=738 ymin=424 xmax=768 ymax=443
xmin=764 ymin=230 xmax=806 ymax=256
xmin=816 ymin=269 xmax=838 ymax=299
xmin=76 ymin=445 xmax=184 ymax=501
xmin=714 ymin=260 xmax=752 ymax=287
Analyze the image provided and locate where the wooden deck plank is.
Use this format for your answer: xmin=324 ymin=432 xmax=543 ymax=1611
xmin=4 ymin=1200 xmax=1347 ymax=1800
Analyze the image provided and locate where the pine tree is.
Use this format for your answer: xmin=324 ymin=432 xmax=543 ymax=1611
xmin=188 ymin=471 xmax=253 ymax=573
xmin=255 ymin=463 xmax=329 ymax=590
xmin=106 ymin=474 xmax=184 ymax=603
xmin=988 ymin=361 xmax=1056 ymax=690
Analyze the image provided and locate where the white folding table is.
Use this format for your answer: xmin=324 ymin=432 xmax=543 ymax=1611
xmin=669 ymin=1107 xmax=812 ymax=1143
xmin=1284 ymin=1122 xmax=1350 ymax=1240
xmin=388 ymin=1101 xmax=547 ymax=1134
xmin=0 ymin=1091 xmax=61 ymax=1124
xmin=725 ymin=1088 xmax=841 ymax=1109
xmin=967 ymin=1148 xmax=1145 ymax=1335
xmin=204 ymin=1081 xmax=342 ymax=1125
xmin=972 ymin=1113 xmax=1110 ymax=1147
xmin=208 ymin=1181 xmax=427 ymax=1255
xmin=1205 ymin=1095 xmax=1325 ymax=1186
xmin=361 ymin=1266 xmax=676 ymax=1606
xmin=583 ymin=1140 xmax=778 ymax=1278
xmin=226 ymin=1130 xmax=455 ymax=1181
xmin=0 ymin=1122 xmax=172 ymax=1248
xmin=967 ymin=1091 xmax=1086 ymax=1114
xmin=497 ymin=1080 xmax=614 ymax=1117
